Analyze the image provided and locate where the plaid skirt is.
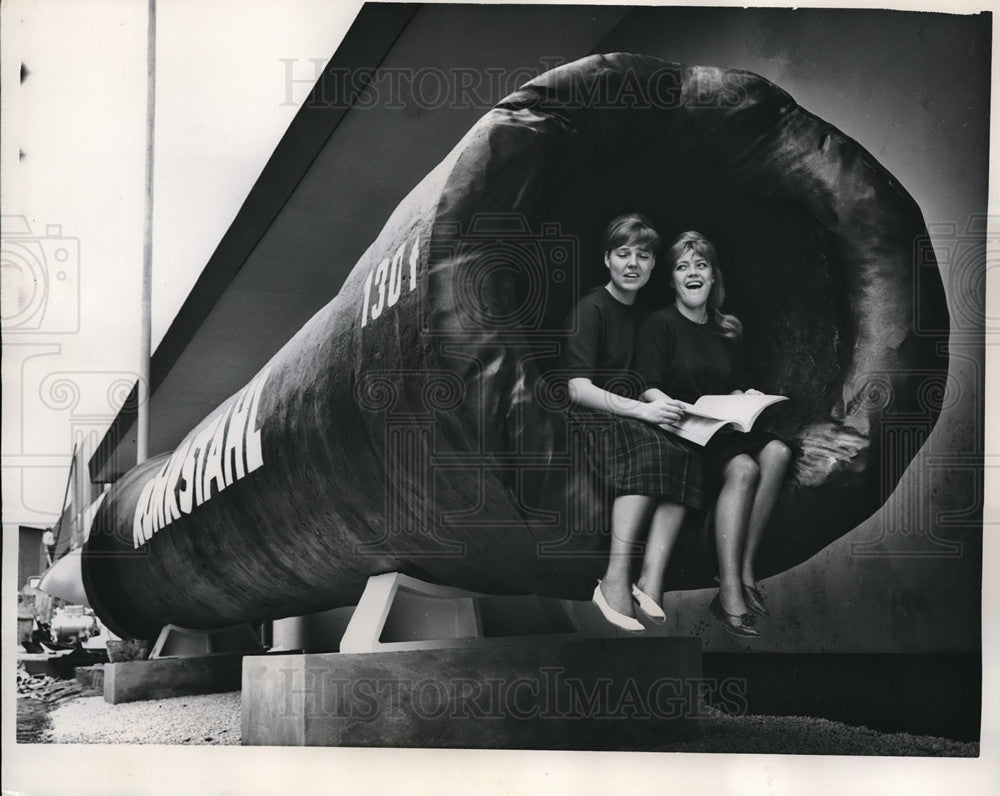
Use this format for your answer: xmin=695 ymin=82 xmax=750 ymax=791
xmin=570 ymin=411 xmax=706 ymax=509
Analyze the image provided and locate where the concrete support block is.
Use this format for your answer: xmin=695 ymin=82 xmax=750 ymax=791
xmin=104 ymin=654 xmax=243 ymax=704
xmin=242 ymin=637 xmax=702 ymax=749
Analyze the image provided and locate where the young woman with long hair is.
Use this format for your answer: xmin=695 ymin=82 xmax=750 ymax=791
xmin=637 ymin=231 xmax=792 ymax=637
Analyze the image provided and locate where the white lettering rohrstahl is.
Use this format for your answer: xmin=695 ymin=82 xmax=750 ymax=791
xmin=132 ymin=366 xmax=272 ymax=548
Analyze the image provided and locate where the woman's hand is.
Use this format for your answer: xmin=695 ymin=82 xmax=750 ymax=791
xmin=639 ymin=395 xmax=686 ymax=426
xmin=568 ymin=378 xmax=687 ymax=425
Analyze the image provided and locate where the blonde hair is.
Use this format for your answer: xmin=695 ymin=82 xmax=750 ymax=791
xmin=668 ymin=231 xmax=742 ymax=340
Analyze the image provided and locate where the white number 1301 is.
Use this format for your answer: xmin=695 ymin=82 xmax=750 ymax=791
xmin=361 ymin=236 xmax=420 ymax=328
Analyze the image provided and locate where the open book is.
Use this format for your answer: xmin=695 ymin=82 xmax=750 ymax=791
xmin=661 ymin=393 xmax=788 ymax=446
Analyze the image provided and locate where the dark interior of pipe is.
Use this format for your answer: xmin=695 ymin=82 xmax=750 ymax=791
xmin=501 ymin=145 xmax=853 ymax=439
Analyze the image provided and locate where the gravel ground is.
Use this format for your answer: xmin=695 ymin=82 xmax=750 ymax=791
xmin=44 ymin=692 xmax=242 ymax=745
xmin=38 ymin=693 xmax=977 ymax=755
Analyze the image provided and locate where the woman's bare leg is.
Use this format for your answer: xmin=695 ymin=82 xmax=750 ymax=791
xmin=740 ymin=440 xmax=792 ymax=587
xmin=601 ymin=494 xmax=657 ymax=617
xmin=636 ymin=501 xmax=686 ymax=606
xmin=715 ymin=454 xmax=759 ymax=615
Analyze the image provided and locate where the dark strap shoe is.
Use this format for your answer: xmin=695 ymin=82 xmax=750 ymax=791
xmin=709 ymin=593 xmax=760 ymax=637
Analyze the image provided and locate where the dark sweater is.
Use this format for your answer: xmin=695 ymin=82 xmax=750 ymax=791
xmin=636 ymin=304 xmax=745 ymax=403
xmin=564 ymin=287 xmax=646 ymax=399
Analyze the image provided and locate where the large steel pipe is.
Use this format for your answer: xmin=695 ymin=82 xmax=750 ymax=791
xmin=83 ymin=53 xmax=949 ymax=638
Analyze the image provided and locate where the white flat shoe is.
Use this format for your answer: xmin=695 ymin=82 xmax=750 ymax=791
xmin=592 ymin=581 xmax=644 ymax=633
xmin=631 ymin=584 xmax=666 ymax=623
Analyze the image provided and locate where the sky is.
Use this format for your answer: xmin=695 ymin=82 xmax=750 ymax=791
xmin=2 ymin=0 xmax=358 ymax=529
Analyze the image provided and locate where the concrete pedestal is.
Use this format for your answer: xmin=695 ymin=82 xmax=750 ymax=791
xmin=242 ymin=637 xmax=702 ymax=749
xmin=105 ymin=654 xmax=243 ymax=704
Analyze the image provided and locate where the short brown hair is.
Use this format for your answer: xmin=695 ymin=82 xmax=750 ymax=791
xmin=603 ymin=213 xmax=661 ymax=255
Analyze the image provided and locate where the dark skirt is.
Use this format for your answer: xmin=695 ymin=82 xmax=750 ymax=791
xmin=703 ymin=428 xmax=782 ymax=480
xmin=571 ymin=411 xmax=705 ymax=509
